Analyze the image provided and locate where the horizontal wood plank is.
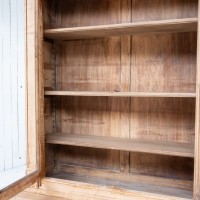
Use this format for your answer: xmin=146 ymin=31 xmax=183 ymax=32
xmin=41 ymin=175 xmax=193 ymax=200
xmin=12 ymin=191 xmax=67 ymax=200
xmin=58 ymin=165 xmax=193 ymax=191
xmin=44 ymin=91 xmax=196 ymax=98
xmin=44 ymin=18 xmax=197 ymax=40
xmin=46 ymin=133 xmax=194 ymax=158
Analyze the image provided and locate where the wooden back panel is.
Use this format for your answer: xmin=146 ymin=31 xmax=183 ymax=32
xmin=44 ymin=0 xmax=197 ymax=183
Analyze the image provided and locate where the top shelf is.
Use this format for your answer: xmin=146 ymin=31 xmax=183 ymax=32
xmin=44 ymin=18 xmax=197 ymax=41
xmin=44 ymin=91 xmax=196 ymax=98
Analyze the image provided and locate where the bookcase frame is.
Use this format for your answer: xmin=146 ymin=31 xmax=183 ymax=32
xmin=3 ymin=0 xmax=200 ymax=199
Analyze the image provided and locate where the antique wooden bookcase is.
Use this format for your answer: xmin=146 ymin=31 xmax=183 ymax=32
xmin=2 ymin=0 xmax=200 ymax=199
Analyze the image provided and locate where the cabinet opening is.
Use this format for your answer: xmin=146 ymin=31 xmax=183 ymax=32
xmin=42 ymin=0 xmax=198 ymax=199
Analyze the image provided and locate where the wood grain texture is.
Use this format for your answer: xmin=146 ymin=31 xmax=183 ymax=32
xmin=131 ymin=0 xmax=198 ymax=22
xmin=51 ymin=172 xmax=193 ymax=199
xmin=46 ymin=133 xmax=194 ymax=158
xmin=44 ymin=42 xmax=54 ymax=90
xmin=55 ymin=96 xmax=130 ymax=171
xmin=57 ymin=165 xmax=193 ymax=191
xmin=130 ymin=98 xmax=194 ymax=183
xmin=37 ymin=0 xmax=45 ymax=181
xmin=43 ymin=0 xmax=198 ymax=197
xmin=45 ymin=91 xmax=196 ymax=98
xmin=53 ymin=0 xmax=123 ymax=28
xmin=129 ymin=0 xmax=197 ymax=182
xmin=44 ymin=18 xmax=197 ymax=40
xmin=130 ymin=98 xmax=195 ymax=143
xmin=119 ymin=0 xmax=131 ymax=173
xmin=54 ymin=145 xmax=120 ymax=172
xmin=34 ymin=177 xmax=193 ymax=200
xmin=12 ymin=191 xmax=66 ymax=200
xmin=53 ymin=0 xmax=132 ymax=173
xmin=131 ymin=32 xmax=197 ymax=93
xmin=55 ymin=38 xmax=127 ymax=92
xmin=43 ymin=0 xmax=55 ymax=30
xmin=26 ymin=0 xmax=37 ymax=173
xmin=44 ymin=98 xmax=54 ymax=134
xmin=193 ymin=0 xmax=200 ymax=199
xmin=55 ymin=97 xmax=129 ymax=138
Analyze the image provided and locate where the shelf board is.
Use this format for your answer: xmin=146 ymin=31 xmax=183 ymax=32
xmin=44 ymin=91 xmax=196 ymax=98
xmin=46 ymin=133 xmax=194 ymax=158
xmin=49 ymin=172 xmax=193 ymax=199
xmin=44 ymin=18 xmax=197 ymax=40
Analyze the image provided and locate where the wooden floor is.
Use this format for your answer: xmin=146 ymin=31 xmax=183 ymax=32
xmin=11 ymin=191 xmax=67 ymax=200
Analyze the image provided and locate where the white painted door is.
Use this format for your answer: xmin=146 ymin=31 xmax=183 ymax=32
xmin=0 ymin=0 xmax=40 ymax=197
xmin=0 ymin=0 xmax=26 ymax=172
xmin=0 ymin=0 xmax=26 ymax=189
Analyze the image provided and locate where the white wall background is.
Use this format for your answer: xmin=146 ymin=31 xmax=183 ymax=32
xmin=0 ymin=0 xmax=26 ymax=172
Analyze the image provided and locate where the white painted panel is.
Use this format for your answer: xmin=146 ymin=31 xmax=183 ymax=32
xmin=0 ymin=166 xmax=26 ymax=190
xmin=17 ymin=0 xmax=26 ymax=166
xmin=2 ymin=0 xmax=13 ymax=170
xmin=0 ymin=0 xmax=4 ymax=172
xmin=0 ymin=0 xmax=25 ymax=173
xmin=11 ymin=0 xmax=20 ymax=168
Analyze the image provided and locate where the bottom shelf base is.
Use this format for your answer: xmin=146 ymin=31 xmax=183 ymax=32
xmin=44 ymin=172 xmax=193 ymax=200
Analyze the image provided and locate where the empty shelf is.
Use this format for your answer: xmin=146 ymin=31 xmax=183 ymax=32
xmin=48 ymin=172 xmax=193 ymax=199
xmin=46 ymin=133 xmax=194 ymax=158
xmin=44 ymin=91 xmax=196 ymax=98
xmin=44 ymin=18 xmax=197 ymax=40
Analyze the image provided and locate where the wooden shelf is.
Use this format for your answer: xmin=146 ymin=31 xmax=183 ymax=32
xmin=49 ymin=172 xmax=193 ymax=199
xmin=44 ymin=91 xmax=196 ymax=98
xmin=46 ymin=133 xmax=194 ymax=158
xmin=44 ymin=18 xmax=197 ymax=40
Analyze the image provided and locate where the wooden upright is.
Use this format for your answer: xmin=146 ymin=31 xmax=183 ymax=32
xmin=194 ymin=1 xmax=200 ymax=199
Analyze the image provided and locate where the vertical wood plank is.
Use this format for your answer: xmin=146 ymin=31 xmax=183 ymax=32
xmin=26 ymin=0 xmax=37 ymax=172
xmin=54 ymin=0 xmax=125 ymax=172
xmin=129 ymin=0 xmax=196 ymax=181
xmin=194 ymin=0 xmax=200 ymax=199
xmin=119 ymin=0 xmax=131 ymax=173
xmin=37 ymin=0 xmax=45 ymax=179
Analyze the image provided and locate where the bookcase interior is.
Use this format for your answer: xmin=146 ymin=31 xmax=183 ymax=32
xmin=43 ymin=0 xmax=198 ymax=198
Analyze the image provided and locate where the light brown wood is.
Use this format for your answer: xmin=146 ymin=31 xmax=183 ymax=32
xmin=57 ymin=165 xmax=193 ymax=191
xmin=51 ymin=172 xmax=193 ymax=199
xmin=118 ymin=0 xmax=131 ymax=174
xmin=129 ymin=1 xmax=196 ymax=182
xmin=45 ymin=91 xmax=196 ymax=98
xmin=12 ymin=191 xmax=66 ymax=200
xmin=54 ymin=0 xmax=131 ymax=174
xmin=194 ymin=0 xmax=200 ymax=199
xmin=46 ymin=0 xmax=196 ymax=193
xmin=26 ymin=0 xmax=37 ymax=173
xmin=43 ymin=42 xmax=54 ymax=91
xmin=44 ymin=18 xmax=197 ymax=40
xmin=8 ymin=0 xmax=200 ymax=199
xmin=37 ymin=0 xmax=45 ymax=181
xmin=46 ymin=133 xmax=194 ymax=158
xmin=40 ymin=1 xmax=198 ymax=199
xmin=27 ymin=177 xmax=193 ymax=200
